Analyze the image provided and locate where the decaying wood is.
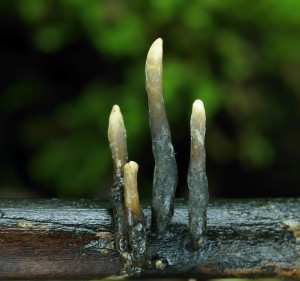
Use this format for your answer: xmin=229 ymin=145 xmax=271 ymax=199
xmin=0 ymin=198 xmax=300 ymax=279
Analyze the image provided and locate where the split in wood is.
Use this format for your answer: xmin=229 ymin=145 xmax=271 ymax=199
xmin=108 ymin=105 xmax=128 ymax=254
xmin=124 ymin=161 xmax=147 ymax=272
xmin=188 ymin=99 xmax=209 ymax=249
xmin=145 ymin=38 xmax=178 ymax=233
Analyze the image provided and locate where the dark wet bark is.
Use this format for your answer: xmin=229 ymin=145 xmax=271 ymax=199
xmin=0 ymin=198 xmax=299 ymax=279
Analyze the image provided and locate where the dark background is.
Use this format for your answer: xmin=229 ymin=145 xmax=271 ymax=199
xmin=1 ymin=1 xmax=299 ymax=199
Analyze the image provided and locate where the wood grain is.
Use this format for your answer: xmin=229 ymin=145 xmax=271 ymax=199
xmin=0 ymin=198 xmax=300 ymax=279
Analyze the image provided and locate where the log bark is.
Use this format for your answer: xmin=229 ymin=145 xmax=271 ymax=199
xmin=0 ymin=198 xmax=299 ymax=279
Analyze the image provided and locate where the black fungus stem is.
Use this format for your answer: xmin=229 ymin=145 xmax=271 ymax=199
xmin=124 ymin=161 xmax=147 ymax=273
xmin=188 ymin=100 xmax=209 ymax=249
xmin=108 ymin=105 xmax=129 ymax=255
xmin=145 ymin=38 xmax=178 ymax=233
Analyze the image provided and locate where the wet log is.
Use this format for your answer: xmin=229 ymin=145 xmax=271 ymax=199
xmin=0 ymin=198 xmax=299 ymax=279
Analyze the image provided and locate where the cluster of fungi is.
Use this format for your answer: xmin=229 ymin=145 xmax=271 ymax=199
xmin=108 ymin=38 xmax=209 ymax=274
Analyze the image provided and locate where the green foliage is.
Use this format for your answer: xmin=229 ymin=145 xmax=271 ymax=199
xmin=1 ymin=0 xmax=300 ymax=197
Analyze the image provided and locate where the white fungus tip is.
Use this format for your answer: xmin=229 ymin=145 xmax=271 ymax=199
xmin=192 ymin=99 xmax=205 ymax=116
xmin=108 ymin=104 xmax=127 ymax=168
xmin=111 ymin=104 xmax=120 ymax=112
xmin=109 ymin=105 xmax=123 ymax=126
xmin=124 ymin=161 xmax=139 ymax=172
xmin=147 ymin=38 xmax=163 ymax=63
xmin=192 ymin=99 xmax=206 ymax=124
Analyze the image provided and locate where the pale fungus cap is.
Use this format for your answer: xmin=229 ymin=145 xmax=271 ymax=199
xmin=191 ymin=99 xmax=206 ymax=147
xmin=192 ymin=99 xmax=206 ymax=124
xmin=146 ymin=38 xmax=163 ymax=85
xmin=108 ymin=104 xmax=127 ymax=172
xmin=146 ymin=38 xmax=163 ymax=67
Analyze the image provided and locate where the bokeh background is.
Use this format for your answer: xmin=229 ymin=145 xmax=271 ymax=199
xmin=1 ymin=0 xmax=299 ymax=199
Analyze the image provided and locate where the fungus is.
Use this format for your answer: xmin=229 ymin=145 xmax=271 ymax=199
xmin=145 ymin=38 xmax=178 ymax=232
xmin=188 ymin=99 xmax=209 ymax=249
xmin=108 ymin=105 xmax=128 ymax=254
xmin=124 ymin=161 xmax=145 ymax=227
xmin=124 ymin=161 xmax=147 ymax=271
xmin=108 ymin=40 xmax=211 ymax=274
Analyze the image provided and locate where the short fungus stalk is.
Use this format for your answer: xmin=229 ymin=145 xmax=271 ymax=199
xmin=188 ymin=100 xmax=209 ymax=249
xmin=145 ymin=38 xmax=178 ymax=233
xmin=124 ymin=161 xmax=147 ymax=272
xmin=108 ymin=105 xmax=128 ymax=254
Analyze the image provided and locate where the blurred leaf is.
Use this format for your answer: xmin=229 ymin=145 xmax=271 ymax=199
xmin=33 ymin=24 xmax=67 ymax=52
xmin=216 ymin=30 xmax=253 ymax=82
xmin=1 ymin=81 xmax=39 ymax=112
xmin=98 ymin=15 xmax=146 ymax=56
xmin=55 ymin=83 xmax=112 ymax=130
xmin=194 ymin=77 xmax=223 ymax=120
xmin=149 ymin=0 xmax=184 ymax=23
xmin=30 ymin=133 xmax=110 ymax=197
xmin=17 ymin=0 xmax=47 ymax=22
xmin=183 ymin=2 xmax=212 ymax=31
xmin=238 ymin=132 xmax=275 ymax=168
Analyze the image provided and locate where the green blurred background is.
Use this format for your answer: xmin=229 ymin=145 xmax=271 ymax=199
xmin=0 ymin=0 xmax=299 ymax=199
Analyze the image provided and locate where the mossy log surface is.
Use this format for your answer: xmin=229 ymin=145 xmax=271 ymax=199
xmin=0 ymin=198 xmax=299 ymax=279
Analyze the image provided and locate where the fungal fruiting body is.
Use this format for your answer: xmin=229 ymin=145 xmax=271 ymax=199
xmin=188 ymin=100 xmax=209 ymax=249
xmin=124 ymin=162 xmax=144 ymax=227
xmin=145 ymin=38 xmax=178 ymax=233
xmin=124 ymin=161 xmax=147 ymax=271
xmin=108 ymin=105 xmax=128 ymax=254
xmin=107 ymin=39 xmax=210 ymax=274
